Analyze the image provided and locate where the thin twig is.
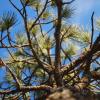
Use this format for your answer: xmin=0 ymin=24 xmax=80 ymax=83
xmin=90 ymin=12 xmax=94 ymax=48
xmin=63 ymin=0 xmax=75 ymax=5
xmin=0 ymin=58 xmax=20 ymax=88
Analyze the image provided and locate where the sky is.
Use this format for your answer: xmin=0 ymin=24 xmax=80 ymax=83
xmin=72 ymin=0 xmax=100 ymax=25
xmin=0 ymin=0 xmax=100 ymax=24
xmin=0 ymin=0 xmax=100 ymax=93
xmin=0 ymin=0 xmax=100 ymax=57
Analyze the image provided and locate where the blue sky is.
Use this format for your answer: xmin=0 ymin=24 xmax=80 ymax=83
xmin=0 ymin=0 xmax=100 ymax=92
xmin=0 ymin=0 xmax=100 ymax=58
xmin=72 ymin=0 xmax=100 ymax=25
xmin=0 ymin=0 xmax=100 ymax=24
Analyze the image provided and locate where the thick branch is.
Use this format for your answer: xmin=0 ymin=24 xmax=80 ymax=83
xmin=62 ymin=34 xmax=100 ymax=75
xmin=0 ymin=85 xmax=52 ymax=95
xmin=54 ymin=0 xmax=63 ymax=87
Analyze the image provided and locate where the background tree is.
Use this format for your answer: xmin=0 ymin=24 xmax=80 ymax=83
xmin=0 ymin=0 xmax=100 ymax=99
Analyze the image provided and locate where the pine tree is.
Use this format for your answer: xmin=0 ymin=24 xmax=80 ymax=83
xmin=0 ymin=0 xmax=100 ymax=99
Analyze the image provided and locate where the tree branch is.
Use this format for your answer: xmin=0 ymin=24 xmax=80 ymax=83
xmin=0 ymin=85 xmax=52 ymax=95
xmin=90 ymin=12 xmax=94 ymax=48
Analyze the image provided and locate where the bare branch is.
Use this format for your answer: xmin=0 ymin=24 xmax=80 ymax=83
xmin=63 ymin=0 xmax=75 ymax=5
xmin=0 ymin=58 xmax=20 ymax=88
xmin=0 ymin=85 xmax=52 ymax=95
xmin=90 ymin=12 xmax=94 ymax=48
